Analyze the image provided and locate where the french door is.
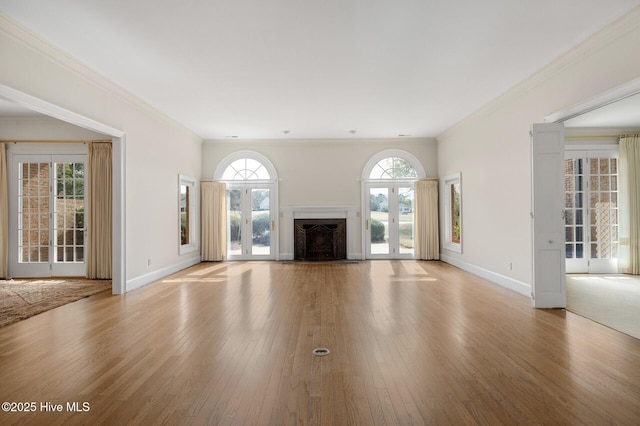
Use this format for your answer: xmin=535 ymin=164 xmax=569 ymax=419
xmin=9 ymin=154 xmax=87 ymax=277
xmin=564 ymin=151 xmax=619 ymax=273
xmin=226 ymin=184 xmax=274 ymax=260
xmin=365 ymin=183 xmax=414 ymax=259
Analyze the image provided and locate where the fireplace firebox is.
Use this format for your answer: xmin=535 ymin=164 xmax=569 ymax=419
xmin=294 ymin=219 xmax=346 ymax=261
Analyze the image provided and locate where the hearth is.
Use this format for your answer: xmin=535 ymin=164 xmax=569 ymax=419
xmin=294 ymin=219 xmax=346 ymax=261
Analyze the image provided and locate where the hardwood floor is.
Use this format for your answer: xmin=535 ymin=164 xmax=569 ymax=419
xmin=1 ymin=260 xmax=639 ymax=425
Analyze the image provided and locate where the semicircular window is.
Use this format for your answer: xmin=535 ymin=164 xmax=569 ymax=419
xmin=369 ymin=157 xmax=417 ymax=179
xmin=222 ymin=158 xmax=271 ymax=180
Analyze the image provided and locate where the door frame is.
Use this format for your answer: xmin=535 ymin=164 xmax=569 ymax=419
xmin=537 ymin=77 xmax=640 ymax=307
xmin=364 ymin=181 xmax=415 ymax=259
xmin=564 ymin=148 xmax=619 ymax=274
xmin=8 ymin=148 xmax=88 ymax=277
xmin=225 ymin=182 xmax=276 ymax=260
xmin=360 ymin=149 xmax=426 ymax=260
xmin=0 ymin=84 xmax=126 ymax=293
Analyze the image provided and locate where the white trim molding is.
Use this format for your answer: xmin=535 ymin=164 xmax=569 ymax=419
xmin=361 ymin=148 xmax=427 ymax=180
xmin=0 ymin=84 xmax=127 ymax=295
xmin=281 ymin=205 xmax=360 ymax=260
xmin=545 ymin=76 xmax=640 ymax=124
xmin=127 ymin=256 xmax=201 ymax=292
xmin=440 ymin=253 xmax=531 ymax=297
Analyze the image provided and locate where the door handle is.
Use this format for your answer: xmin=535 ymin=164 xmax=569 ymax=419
xmin=365 ymin=219 xmax=369 ymax=230
xmin=271 ymin=220 xmax=275 ymax=231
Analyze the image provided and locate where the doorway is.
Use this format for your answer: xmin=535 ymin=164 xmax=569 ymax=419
xmin=539 ymin=78 xmax=640 ymax=335
xmin=227 ymin=185 xmax=274 ymax=260
xmin=365 ymin=183 xmax=414 ymax=259
xmin=214 ymin=151 xmax=279 ymax=261
xmin=9 ymin=153 xmax=87 ymax=277
xmin=361 ymin=150 xmax=425 ymax=260
xmin=564 ymin=150 xmax=619 ymax=274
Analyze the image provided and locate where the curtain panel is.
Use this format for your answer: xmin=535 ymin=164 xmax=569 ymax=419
xmin=618 ymin=135 xmax=640 ymax=274
xmin=414 ymin=179 xmax=439 ymax=260
xmin=0 ymin=143 xmax=8 ymax=278
xmin=86 ymin=142 xmax=112 ymax=279
xmin=201 ymin=181 xmax=227 ymax=261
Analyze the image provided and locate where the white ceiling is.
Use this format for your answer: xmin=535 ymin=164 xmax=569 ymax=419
xmin=1 ymin=0 xmax=639 ymax=139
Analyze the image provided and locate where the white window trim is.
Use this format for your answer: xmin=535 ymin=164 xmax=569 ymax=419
xmin=213 ymin=150 xmax=279 ymax=260
xmin=179 ymin=174 xmax=198 ymax=255
xmin=443 ymin=172 xmax=462 ymax=253
xmin=361 ymin=149 xmax=426 ymax=181
xmin=213 ymin=150 xmax=279 ymax=183
xmin=360 ymin=149 xmax=426 ymax=260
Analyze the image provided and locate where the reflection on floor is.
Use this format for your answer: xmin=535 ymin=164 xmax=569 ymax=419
xmin=566 ymin=274 xmax=640 ymax=339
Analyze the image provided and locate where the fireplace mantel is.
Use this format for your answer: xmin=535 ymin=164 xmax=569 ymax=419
xmin=281 ymin=206 xmax=359 ymax=260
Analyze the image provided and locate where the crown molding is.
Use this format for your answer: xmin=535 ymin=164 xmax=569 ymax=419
xmin=0 ymin=12 xmax=202 ymax=141
xmin=438 ymin=5 xmax=640 ymax=140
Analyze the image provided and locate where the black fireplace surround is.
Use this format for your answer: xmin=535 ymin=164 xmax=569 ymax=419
xmin=294 ymin=218 xmax=346 ymax=261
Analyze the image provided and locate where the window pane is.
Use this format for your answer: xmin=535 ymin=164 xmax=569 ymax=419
xmin=398 ymin=187 xmax=414 ymax=255
xmin=222 ymin=158 xmax=271 ymax=180
xmin=251 ymin=189 xmax=271 ymax=256
xmin=369 ymin=157 xmax=417 ymax=179
xmin=370 ymin=188 xmax=389 ymax=254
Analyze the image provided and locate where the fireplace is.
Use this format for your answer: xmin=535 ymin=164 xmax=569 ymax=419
xmin=294 ymin=219 xmax=346 ymax=261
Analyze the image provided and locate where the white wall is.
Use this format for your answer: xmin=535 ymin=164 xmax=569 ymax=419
xmin=437 ymin=8 xmax=640 ymax=294
xmin=0 ymin=16 xmax=203 ymax=290
xmin=202 ymin=138 xmax=438 ymax=256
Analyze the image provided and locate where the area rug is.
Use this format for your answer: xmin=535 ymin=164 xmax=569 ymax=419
xmin=0 ymin=278 xmax=111 ymax=328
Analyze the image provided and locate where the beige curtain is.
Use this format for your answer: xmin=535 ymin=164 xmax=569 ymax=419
xmin=618 ymin=135 xmax=640 ymax=274
xmin=414 ymin=179 xmax=439 ymax=260
xmin=86 ymin=142 xmax=112 ymax=279
xmin=0 ymin=143 xmax=7 ymax=278
xmin=201 ymin=181 xmax=227 ymax=261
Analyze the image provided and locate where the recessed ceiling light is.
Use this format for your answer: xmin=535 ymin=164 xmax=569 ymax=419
xmin=349 ymin=130 xmax=357 ymax=134
xmin=283 ymin=130 xmax=290 ymax=134
xmin=398 ymin=134 xmax=412 ymax=137
xmin=225 ymin=135 xmax=238 ymax=138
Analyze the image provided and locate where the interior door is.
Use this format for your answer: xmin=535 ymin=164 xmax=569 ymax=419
xmin=531 ymin=123 xmax=566 ymax=308
xmin=226 ymin=185 xmax=274 ymax=260
xmin=9 ymin=154 xmax=86 ymax=277
xmin=365 ymin=183 xmax=414 ymax=259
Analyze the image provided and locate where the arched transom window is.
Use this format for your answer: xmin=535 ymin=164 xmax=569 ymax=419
xmin=369 ymin=156 xmax=418 ymax=179
xmin=222 ymin=158 xmax=271 ymax=180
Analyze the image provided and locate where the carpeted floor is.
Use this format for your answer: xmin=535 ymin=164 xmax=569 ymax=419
xmin=0 ymin=278 xmax=111 ymax=328
xmin=566 ymin=274 xmax=640 ymax=340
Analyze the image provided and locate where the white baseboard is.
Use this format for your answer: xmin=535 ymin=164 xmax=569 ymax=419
xmin=440 ymin=254 xmax=531 ymax=297
xmin=126 ymin=256 xmax=201 ymax=292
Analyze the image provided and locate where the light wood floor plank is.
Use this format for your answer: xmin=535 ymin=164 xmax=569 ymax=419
xmin=1 ymin=260 xmax=640 ymax=425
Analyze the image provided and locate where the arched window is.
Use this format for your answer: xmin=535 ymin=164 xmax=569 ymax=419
xmin=362 ymin=150 xmax=426 ymax=259
xmin=221 ymin=158 xmax=271 ymax=180
xmin=362 ymin=149 xmax=426 ymax=181
xmin=368 ymin=157 xmax=418 ymax=179
xmin=213 ymin=151 xmax=278 ymax=260
xmin=214 ymin=150 xmax=277 ymax=182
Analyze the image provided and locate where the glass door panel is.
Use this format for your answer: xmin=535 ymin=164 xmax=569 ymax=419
xmin=227 ymin=189 xmax=243 ymax=258
xmin=588 ymin=157 xmax=618 ymax=272
xmin=53 ymin=161 xmax=85 ymax=270
xmin=564 ymin=154 xmax=618 ymax=273
xmin=369 ymin=187 xmax=390 ymax=256
xmin=398 ymin=186 xmax=414 ymax=256
xmin=11 ymin=155 xmax=86 ymax=277
xmin=227 ymin=186 xmax=275 ymax=260
xmin=18 ymin=162 xmax=50 ymax=269
xmin=251 ymin=188 xmax=271 ymax=256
